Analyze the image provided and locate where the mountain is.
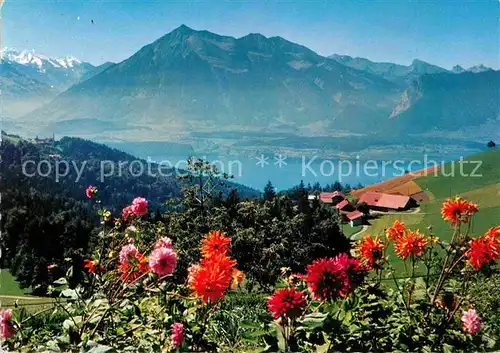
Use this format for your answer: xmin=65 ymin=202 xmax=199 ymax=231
xmin=79 ymin=61 xmax=115 ymax=82
xmin=329 ymin=54 xmax=449 ymax=85
xmin=22 ymin=25 xmax=401 ymax=140
xmin=1 ymin=48 xmax=95 ymax=89
xmin=389 ymin=70 xmax=500 ymax=136
xmin=452 ymin=65 xmax=466 ymax=73
xmin=467 ymin=64 xmax=493 ymax=73
xmin=0 ymin=61 xmax=58 ymax=118
xmin=1 ymin=48 xmax=96 ymax=119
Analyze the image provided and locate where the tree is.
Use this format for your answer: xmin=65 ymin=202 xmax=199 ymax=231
xmin=263 ymin=180 xmax=276 ymax=201
xmin=332 ymin=181 xmax=343 ymax=192
xmin=487 ymin=140 xmax=496 ymax=148
xmin=356 ymin=202 xmax=370 ymax=216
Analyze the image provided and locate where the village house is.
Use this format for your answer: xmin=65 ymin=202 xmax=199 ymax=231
xmin=358 ymin=192 xmax=415 ymax=212
xmin=335 ymin=199 xmax=356 ymax=212
xmin=344 ymin=210 xmax=364 ymax=227
xmin=319 ymin=191 xmax=345 ymax=205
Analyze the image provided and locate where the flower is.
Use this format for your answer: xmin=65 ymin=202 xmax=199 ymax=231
xmin=356 ymin=235 xmax=385 ymax=268
xmin=103 ymin=210 xmax=112 ymax=221
xmin=47 ymin=264 xmax=58 ymax=270
xmin=122 ymin=205 xmax=135 ymax=221
xmin=267 ymin=287 xmax=307 ymax=320
xmin=155 ymin=236 xmax=173 ymax=249
xmin=170 ymin=322 xmax=184 ymax=349
xmin=485 ymin=226 xmax=500 ymax=240
xmin=441 ymin=197 xmax=478 ymax=225
xmin=231 ymin=268 xmax=245 ymax=289
xmin=465 ymin=234 xmax=500 ymax=271
xmin=85 ymin=185 xmax=97 ymax=199
xmin=200 ymin=230 xmax=231 ymax=258
xmin=189 ymin=253 xmax=236 ymax=303
xmin=394 ymin=229 xmax=429 ymax=259
xmin=386 ymin=220 xmax=406 ymax=241
xmin=187 ymin=264 xmax=201 ymax=287
xmin=119 ymin=244 xmax=138 ymax=263
xmin=83 ymin=259 xmax=104 ymax=274
xmin=118 ymin=253 xmax=149 ymax=283
xmin=0 ymin=309 xmax=14 ymax=341
xmin=306 ymin=254 xmax=365 ymax=301
xmin=461 ymin=309 xmax=483 ymax=334
xmin=149 ymin=246 xmax=177 ymax=277
xmin=131 ymin=197 xmax=148 ymax=216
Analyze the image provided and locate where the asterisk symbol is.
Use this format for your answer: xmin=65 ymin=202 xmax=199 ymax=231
xmin=274 ymin=154 xmax=287 ymax=168
xmin=255 ymin=154 xmax=269 ymax=168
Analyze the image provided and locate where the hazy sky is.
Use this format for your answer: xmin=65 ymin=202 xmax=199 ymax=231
xmin=3 ymin=0 xmax=499 ymax=69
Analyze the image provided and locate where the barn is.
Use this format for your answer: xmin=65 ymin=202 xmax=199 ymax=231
xmin=358 ymin=192 xmax=415 ymax=212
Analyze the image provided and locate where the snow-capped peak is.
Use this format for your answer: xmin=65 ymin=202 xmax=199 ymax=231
xmin=1 ymin=48 xmax=84 ymax=70
xmin=55 ymin=56 xmax=82 ymax=68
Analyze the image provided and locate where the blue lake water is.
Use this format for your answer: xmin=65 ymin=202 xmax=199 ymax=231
xmin=148 ymin=153 xmax=463 ymax=191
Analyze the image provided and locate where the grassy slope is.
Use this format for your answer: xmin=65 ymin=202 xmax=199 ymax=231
xmin=0 ymin=270 xmax=27 ymax=296
xmin=354 ymin=149 xmax=500 ymax=275
xmin=0 ymin=270 xmax=54 ymax=312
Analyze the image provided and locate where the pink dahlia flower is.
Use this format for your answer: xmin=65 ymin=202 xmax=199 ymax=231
xmin=170 ymin=322 xmax=184 ymax=349
xmin=85 ymin=185 xmax=97 ymax=199
xmin=122 ymin=205 xmax=135 ymax=220
xmin=149 ymin=247 xmax=177 ymax=276
xmin=461 ymin=308 xmax=483 ymax=334
xmin=131 ymin=197 xmax=148 ymax=216
xmin=119 ymin=244 xmax=138 ymax=263
xmin=0 ymin=309 xmax=14 ymax=340
xmin=155 ymin=236 xmax=173 ymax=249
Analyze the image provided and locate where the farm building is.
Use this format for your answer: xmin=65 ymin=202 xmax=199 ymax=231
xmin=358 ymin=192 xmax=415 ymax=212
xmin=319 ymin=191 xmax=345 ymax=205
xmin=344 ymin=210 xmax=364 ymax=226
xmin=335 ymin=199 xmax=356 ymax=212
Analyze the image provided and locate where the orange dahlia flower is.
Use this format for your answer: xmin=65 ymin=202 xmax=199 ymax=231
xmin=441 ymin=197 xmax=478 ymax=225
xmin=200 ymin=230 xmax=232 ymax=258
xmin=231 ymin=268 xmax=245 ymax=289
xmin=118 ymin=253 xmax=149 ymax=283
xmin=386 ymin=220 xmax=406 ymax=241
xmin=84 ymin=259 xmax=104 ymax=274
xmin=394 ymin=229 xmax=429 ymax=259
xmin=356 ymin=235 xmax=385 ymax=268
xmin=189 ymin=253 xmax=235 ymax=303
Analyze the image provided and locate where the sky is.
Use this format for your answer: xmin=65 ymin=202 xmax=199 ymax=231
xmin=2 ymin=0 xmax=499 ymax=69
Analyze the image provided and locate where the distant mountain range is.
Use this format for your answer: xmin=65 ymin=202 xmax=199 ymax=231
xmin=3 ymin=26 xmax=499 ymax=157
xmin=329 ymin=54 xmax=494 ymax=85
xmin=1 ymin=48 xmax=97 ymax=117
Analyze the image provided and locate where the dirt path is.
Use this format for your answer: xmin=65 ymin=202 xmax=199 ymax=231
xmin=349 ymin=225 xmax=369 ymax=240
xmin=0 ymin=295 xmax=43 ymax=300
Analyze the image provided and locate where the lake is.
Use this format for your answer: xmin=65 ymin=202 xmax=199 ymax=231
xmin=147 ymin=153 xmax=462 ymax=191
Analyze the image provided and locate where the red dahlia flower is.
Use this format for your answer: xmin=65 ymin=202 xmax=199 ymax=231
xmin=465 ymin=234 xmax=500 ymax=271
xmin=306 ymin=253 xmax=365 ymax=301
xmin=267 ymin=287 xmax=307 ymax=320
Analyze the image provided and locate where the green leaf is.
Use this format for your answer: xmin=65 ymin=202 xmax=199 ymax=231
xmin=61 ymin=288 xmax=78 ymax=299
xmin=87 ymin=345 xmax=115 ymax=353
xmin=53 ymin=277 xmax=67 ymax=285
xmin=316 ymin=332 xmax=331 ymax=353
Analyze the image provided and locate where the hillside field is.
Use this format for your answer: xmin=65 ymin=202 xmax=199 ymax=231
xmin=352 ymin=148 xmax=500 ymax=275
